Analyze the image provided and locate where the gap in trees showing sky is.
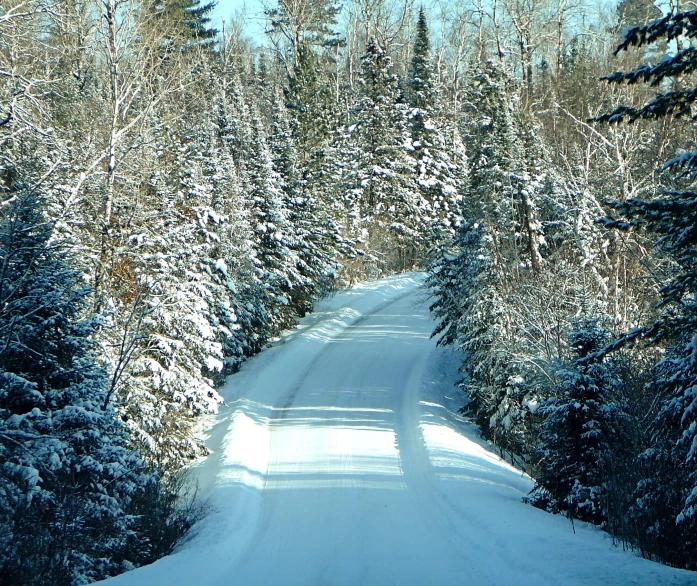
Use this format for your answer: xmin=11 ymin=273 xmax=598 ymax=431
xmin=213 ymin=0 xmax=267 ymax=42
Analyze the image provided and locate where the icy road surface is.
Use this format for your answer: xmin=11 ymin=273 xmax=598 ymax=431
xmin=101 ymin=274 xmax=696 ymax=586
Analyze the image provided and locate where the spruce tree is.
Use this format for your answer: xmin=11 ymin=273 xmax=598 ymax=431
xmin=427 ymin=220 xmax=514 ymax=439
xmin=0 ymin=189 xmax=155 ymax=584
xmin=243 ymin=111 xmax=303 ymax=334
xmin=285 ymin=42 xmax=335 ymax=167
xmin=595 ymin=11 xmax=697 ymax=548
xmin=117 ymin=117 xmax=232 ymax=465
xmin=408 ymin=7 xmax=434 ymax=113
xmin=429 ymin=61 xmax=579 ymax=459
xmin=265 ymin=0 xmax=342 ymax=57
xmin=344 ymin=37 xmax=422 ymax=273
xmin=615 ymin=0 xmax=662 ymax=28
xmin=407 ymin=8 xmax=465 ymax=251
xmin=268 ymin=91 xmax=339 ymax=314
xmin=532 ymin=320 xmax=628 ymax=525
xmin=462 ymin=61 xmax=547 ymax=273
xmin=151 ymin=0 xmax=218 ymax=46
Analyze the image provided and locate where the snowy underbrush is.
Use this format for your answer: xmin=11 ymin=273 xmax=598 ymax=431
xmin=428 ymin=232 xmax=697 ymax=569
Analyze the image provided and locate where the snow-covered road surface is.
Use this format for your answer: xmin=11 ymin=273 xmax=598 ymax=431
xmin=101 ymin=274 xmax=696 ymax=586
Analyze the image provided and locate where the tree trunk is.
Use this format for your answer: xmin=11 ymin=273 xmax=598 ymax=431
xmin=520 ymin=190 xmax=542 ymax=272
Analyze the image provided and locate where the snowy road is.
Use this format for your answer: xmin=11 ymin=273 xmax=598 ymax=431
xmin=102 ymin=274 xmax=696 ymax=586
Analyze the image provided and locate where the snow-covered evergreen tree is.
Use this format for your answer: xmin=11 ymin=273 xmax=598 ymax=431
xmin=285 ymin=42 xmax=336 ymax=167
xmin=268 ymin=91 xmax=339 ymax=313
xmin=150 ymin=0 xmax=218 ymax=47
xmin=243 ymin=110 xmax=304 ymax=334
xmin=531 ymin=320 xmax=628 ymax=525
xmin=429 ymin=63 xmax=552 ymax=455
xmin=0 ymin=189 xmax=155 ymax=584
xmin=428 ymin=60 xmax=620 ymax=464
xmin=407 ymin=8 xmax=466 ymax=250
xmin=594 ymin=14 xmax=697 ymax=562
xmin=428 ymin=220 xmax=525 ymax=452
xmin=343 ymin=37 xmax=422 ymax=273
xmin=210 ymin=81 xmax=277 ymax=360
xmin=461 ymin=61 xmax=541 ymax=273
xmin=115 ymin=116 xmax=241 ymax=465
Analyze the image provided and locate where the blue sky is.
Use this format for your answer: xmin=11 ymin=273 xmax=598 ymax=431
xmin=212 ymin=0 xmax=267 ymax=41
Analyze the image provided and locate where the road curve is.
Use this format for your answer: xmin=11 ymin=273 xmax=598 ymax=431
xmin=100 ymin=274 xmax=696 ymax=586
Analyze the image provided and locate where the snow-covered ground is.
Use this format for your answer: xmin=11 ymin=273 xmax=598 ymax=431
xmin=100 ymin=274 xmax=696 ymax=585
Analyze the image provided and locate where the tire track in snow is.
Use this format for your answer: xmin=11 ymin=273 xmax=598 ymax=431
xmin=227 ymin=286 xmax=421 ymax=567
xmin=391 ymin=300 xmax=560 ymax=585
xmin=276 ymin=287 xmax=420 ymax=413
xmin=379 ymin=294 xmax=495 ymax=583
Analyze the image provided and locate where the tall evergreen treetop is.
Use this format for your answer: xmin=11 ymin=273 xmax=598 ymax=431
xmin=342 ymin=37 xmax=424 ymax=271
xmin=408 ymin=7 xmax=434 ymax=112
xmin=266 ymin=0 xmax=343 ymax=56
xmin=184 ymin=0 xmax=217 ymax=40
xmin=406 ymin=9 xmax=465 ymax=248
xmin=152 ymin=0 xmax=218 ymax=45
xmin=615 ymin=0 xmax=662 ymax=29
xmin=285 ymin=41 xmax=334 ymax=164
xmin=360 ymin=37 xmax=401 ymax=107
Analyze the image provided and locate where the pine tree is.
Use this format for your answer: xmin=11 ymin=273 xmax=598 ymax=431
xmin=427 ymin=65 xmax=532 ymax=450
xmin=265 ymin=0 xmax=342 ymax=59
xmin=595 ymin=11 xmax=697 ymax=545
xmin=407 ymin=8 xmax=465 ymax=251
xmin=408 ymin=7 xmax=434 ymax=113
xmin=213 ymin=75 xmax=291 ymax=355
xmin=615 ymin=0 xmax=662 ymax=29
xmin=268 ymin=91 xmax=338 ymax=314
xmin=0 ymin=189 xmax=155 ymax=584
xmin=429 ymin=61 xmax=594 ymax=461
xmin=343 ymin=37 xmax=422 ymax=273
xmin=427 ymin=220 xmax=516 ymax=442
xmin=104 ymin=97 xmax=256 ymax=465
xmin=462 ymin=62 xmax=529 ymax=266
xmin=203 ymin=101 xmax=257 ymax=370
xmin=182 ymin=0 xmax=218 ymax=41
xmin=285 ymin=42 xmax=335 ymax=166
xmin=463 ymin=61 xmax=563 ymax=274
xmin=531 ymin=320 xmax=628 ymax=525
xmin=243 ymin=111 xmax=303 ymax=334
xmin=210 ymin=80 xmax=277 ymax=359
xmin=151 ymin=0 xmax=218 ymax=46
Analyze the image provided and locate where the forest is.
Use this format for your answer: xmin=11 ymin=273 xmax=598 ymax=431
xmin=2 ymin=0 xmax=697 ymax=582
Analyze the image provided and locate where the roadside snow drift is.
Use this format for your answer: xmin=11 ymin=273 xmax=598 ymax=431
xmin=100 ymin=274 xmax=696 ymax=586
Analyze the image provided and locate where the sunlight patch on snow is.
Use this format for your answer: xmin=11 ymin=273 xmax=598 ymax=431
xmin=218 ymin=407 xmax=271 ymax=489
xmin=267 ymin=417 xmax=404 ymax=489
xmin=281 ymin=405 xmax=392 ymax=414
xmin=299 ymin=308 xmax=362 ymax=343
xmin=418 ymin=418 xmax=533 ymax=494
xmin=216 ymin=400 xmax=404 ymax=491
xmin=419 ymin=401 xmax=442 ymax=409
xmin=265 ymin=477 xmax=403 ymax=489
xmin=420 ymin=422 xmax=519 ymax=473
xmin=328 ymin=323 xmax=431 ymax=343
